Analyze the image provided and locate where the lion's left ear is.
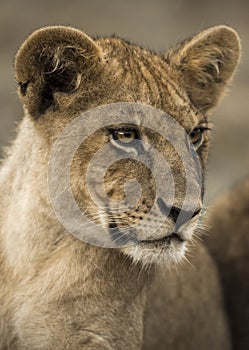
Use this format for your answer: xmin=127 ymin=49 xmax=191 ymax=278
xmin=15 ymin=26 xmax=104 ymax=118
xmin=166 ymin=25 xmax=241 ymax=112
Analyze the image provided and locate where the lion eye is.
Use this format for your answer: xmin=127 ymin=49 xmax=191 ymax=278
xmin=112 ymin=129 xmax=139 ymax=146
xmin=189 ymin=128 xmax=204 ymax=148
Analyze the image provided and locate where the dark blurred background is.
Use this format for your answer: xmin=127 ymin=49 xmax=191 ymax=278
xmin=0 ymin=0 xmax=248 ymax=203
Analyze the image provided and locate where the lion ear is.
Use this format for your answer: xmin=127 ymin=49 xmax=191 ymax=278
xmin=15 ymin=26 xmax=103 ymax=118
xmin=166 ymin=25 xmax=241 ymax=112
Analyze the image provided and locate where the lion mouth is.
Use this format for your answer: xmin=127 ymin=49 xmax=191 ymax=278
xmin=140 ymin=232 xmax=185 ymax=245
xmin=108 ymin=219 xmax=187 ymax=246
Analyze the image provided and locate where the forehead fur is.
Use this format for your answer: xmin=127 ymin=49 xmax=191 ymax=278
xmin=96 ymin=36 xmax=197 ymax=123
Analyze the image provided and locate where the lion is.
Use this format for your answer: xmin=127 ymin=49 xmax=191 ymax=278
xmin=204 ymin=178 xmax=249 ymax=350
xmin=0 ymin=25 xmax=240 ymax=349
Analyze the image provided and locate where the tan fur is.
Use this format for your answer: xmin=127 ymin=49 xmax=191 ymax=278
xmin=204 ymin=178 xmax=249 ymax=350
xmin=0 ymin=25 xmax=240 ymax=349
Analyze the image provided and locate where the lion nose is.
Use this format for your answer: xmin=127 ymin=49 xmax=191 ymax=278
xmin=157 ymin=197 xmax=201 ymax=226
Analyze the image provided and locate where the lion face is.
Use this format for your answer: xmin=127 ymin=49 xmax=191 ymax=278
xmin=68 ymin=101 xmax=206 ymax=265
xmin=15 ymin=25 xmax=240 ymax=265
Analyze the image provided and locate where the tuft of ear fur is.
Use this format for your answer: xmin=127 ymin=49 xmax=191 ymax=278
xmin=166 ymin=25 xmax=241 ymax=112
xmin=15 ymin=26 xmax=104 ymax=118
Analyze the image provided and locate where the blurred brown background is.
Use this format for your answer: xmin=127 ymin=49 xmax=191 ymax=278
xmin=0 ymin=0 xmax=248 ymax=203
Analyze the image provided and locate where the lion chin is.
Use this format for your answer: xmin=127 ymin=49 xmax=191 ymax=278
xmin=121 ymin=229 xmax=191 ymax=267
xmin=121 ymin=218 xmax=198 ymax=266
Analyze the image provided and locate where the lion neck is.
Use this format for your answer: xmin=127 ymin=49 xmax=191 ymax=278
xmin=0 ymin=117 xmax=150 ymax=295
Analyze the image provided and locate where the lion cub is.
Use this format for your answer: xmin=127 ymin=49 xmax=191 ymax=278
xmin=0 ymin=25 xmax=240 ymax=349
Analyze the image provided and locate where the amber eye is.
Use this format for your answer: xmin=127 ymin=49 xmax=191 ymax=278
xmin=112 ymin=129 xmax=139 ymax=146
xmin=189 ymin=128 xmax=204 ymax=148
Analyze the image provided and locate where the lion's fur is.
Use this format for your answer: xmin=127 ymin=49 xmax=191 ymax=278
xmin=0 ymin=25 xmax=240 ymax=349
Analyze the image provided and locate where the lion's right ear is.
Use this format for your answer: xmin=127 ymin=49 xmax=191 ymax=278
xmin=15 ymin=26 xmax=104 ymax=118
xmin=165 ymin=26 xmax=241 ymax=113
